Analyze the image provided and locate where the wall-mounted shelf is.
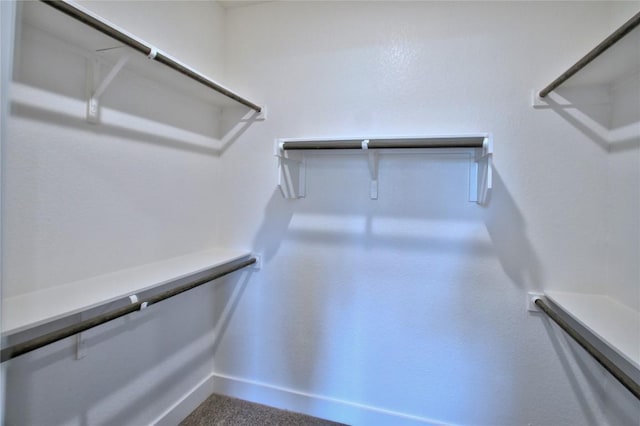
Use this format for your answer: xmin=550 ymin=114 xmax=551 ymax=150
xmin=275 ymin=135 xmax=493 ymax=204
xmin=543 ymin=291 xmax=640 ymax=381
xmin=2 ymin=249 xmax=256 ymax=360
xmin=532 ymin=11 xmax=639 ymax=144
xmin=535 ymin=11 xmax=640 ymax=100
xmin=19 ymin=0 xmax=266 ymax=123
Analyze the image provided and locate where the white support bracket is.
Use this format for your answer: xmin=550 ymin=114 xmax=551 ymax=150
xmin=275 ymin=140 xmax=306 ymax=199
xmin=527 ymin=292 xmax=545 ymax=312
xmin=75 ymin=332 xmax=86 ymax=360
xmin=86 ymin=54 xmax=130 ymax=123
xmin=471 ymin=135 xmax=493 ymax=205
xmin=362 ymin=140 xmax=379 ymax=200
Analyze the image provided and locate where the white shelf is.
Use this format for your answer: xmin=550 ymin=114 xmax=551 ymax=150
xmin=534 ymin=12 xmax=640 ymax=99
xmin=532 ymin=14 xmax=640 ymax=144
xmin=561 ymin=25 xmax=640 ymax=89
xmin=18 ymin=1 xmax=264 ymax=116
xmin=275 ymin=135 xmax=493 ymax=204
xmin=545 ymin=291 xmax=640 ymax=372
xmin=2 ymin=248 xmax=251 ymax=337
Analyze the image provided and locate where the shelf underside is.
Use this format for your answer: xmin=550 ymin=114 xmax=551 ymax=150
xmin=545 ymin=291 xmax=640 ymax=376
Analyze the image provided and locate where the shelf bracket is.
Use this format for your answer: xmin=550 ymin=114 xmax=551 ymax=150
xmin=86 ymin=54 xmax=130 ymax=123
xmin=470 ymin=136 xmax=493 ymax=205
xmin=362 ymin=140 xmax=379 ymax=200
xmin=75 ymin=332 xmax=87 ymax=360
xmin=275 ymin=140 xmax=306 ymax=199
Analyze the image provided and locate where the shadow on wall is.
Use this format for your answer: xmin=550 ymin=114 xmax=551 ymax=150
xmin=251 ymin=189 xmax=296 ymax=264
xmin=536 ymin=82 xmax=640 ymax=153
xmin=251 ymin=162 xmax=542 ymax=291
xmin=248 ymin=160 xmax=543 ymax=297
xmin=482 ymin=169 xmax=543 ymax=290
xmin=538 ymin=318 xmax=605 ymax=425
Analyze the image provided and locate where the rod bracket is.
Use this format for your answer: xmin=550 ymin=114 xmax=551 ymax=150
xmin=527 ymin=292 xmax=545 ymax=312
xmin=275 ymin=139 xmax=306 ymax=199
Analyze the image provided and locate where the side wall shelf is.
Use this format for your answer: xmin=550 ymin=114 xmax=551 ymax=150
xmin=19 ymin=0 xmax=266 ymax=124
xmin=532 ymin=11 xmax=639 ymax=145
xmin=2 ymin=249 xmax=257 ymax=360
xmin=275 ymin=135 xmax=493 ymax=204
xmin=543 ymin=291 xmax=640 ymax=382
xmin=536 ymin=11 xmax=640 ymax=99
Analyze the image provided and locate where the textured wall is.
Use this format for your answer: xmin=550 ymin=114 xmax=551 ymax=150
xmin=3 ymin=1 xmax=639 ymax=425
xmin=214 ymin=2 xmax=639 ymax=425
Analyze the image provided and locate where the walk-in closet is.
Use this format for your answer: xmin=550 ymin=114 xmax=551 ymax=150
xmin=1 ymin=1 xmax=639 ymax=425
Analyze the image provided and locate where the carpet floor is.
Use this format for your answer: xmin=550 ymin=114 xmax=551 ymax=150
xmin=180 ymin=393 xmax=347 ymax=426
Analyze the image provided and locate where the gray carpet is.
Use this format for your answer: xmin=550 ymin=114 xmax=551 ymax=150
xmin=180 ymin=393 xmax=347 ymax=426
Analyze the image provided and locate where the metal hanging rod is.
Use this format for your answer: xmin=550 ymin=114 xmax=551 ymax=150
xmin=281 ymin=137 xmax=486 ymax=150
xmin=534 ymin=297 xmax=640 ymax=400
xmin=539 ymin=11 xmax=640 ymax=98
xmin=1 ymin=256 xmax=256 ymax=362
xmin=41 ymin=0 xmax=263 ymax=113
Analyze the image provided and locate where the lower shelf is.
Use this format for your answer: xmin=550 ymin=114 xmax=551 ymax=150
xmin=545 ymin=291 xmax=640 ymax=375
xmin=2 ymin=249 xmax=252 ymax=341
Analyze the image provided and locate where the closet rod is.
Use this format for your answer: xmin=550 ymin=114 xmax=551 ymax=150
xmin=282 ymin=137 xmax=485 ymax=150
xmin=534 ymin=297 xmax=640 ymax=400
xmin=539 ymin=11 xmax=640 ymax=98
xmin=41 ymin=0 xmax=263 ymax=113
xmin=1 ymin=256 xmax=256 ymax=363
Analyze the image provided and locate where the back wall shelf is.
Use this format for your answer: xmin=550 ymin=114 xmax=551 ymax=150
xmin=275 ymin=134 xmax=493 ymax=204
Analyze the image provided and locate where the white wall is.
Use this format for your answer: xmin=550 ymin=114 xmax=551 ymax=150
xmin=213 ymin=1 xmax=640 ymax=425
xmin=3 ymin=1 xmax=639 ymax=425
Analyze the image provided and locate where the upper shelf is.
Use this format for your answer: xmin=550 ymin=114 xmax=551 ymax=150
xmin=539 ymin=11 xmax=640 ymax=97
xmin=275 ymin=135 xmax=493 ymax=204
xmin=20 ymin=0 xmax=264 ymax=113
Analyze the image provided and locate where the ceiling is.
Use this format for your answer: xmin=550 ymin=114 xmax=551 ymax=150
xmin=217 ymin=0 xmax=271 ymax=9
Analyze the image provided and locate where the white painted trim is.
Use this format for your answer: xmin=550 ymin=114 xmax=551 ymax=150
xmin=151 ymin=374 xmax=215 ymax=426
xmin=209 ymin=372 xmax=452 ymax=426
xmin=152 ymin=371 xmax=453 ymax=426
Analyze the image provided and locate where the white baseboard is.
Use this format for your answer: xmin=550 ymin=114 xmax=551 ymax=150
xmin=152 ymin=371 xmax=450 ymax=426
xmin=208 ymin=372 xmax=450 ymax=426
xmin=152 ymin=374 xmax=215 ymax=426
